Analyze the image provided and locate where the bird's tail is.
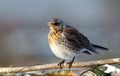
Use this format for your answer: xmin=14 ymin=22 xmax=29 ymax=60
xmin=91 ymin=44 xmax=109 ymax=51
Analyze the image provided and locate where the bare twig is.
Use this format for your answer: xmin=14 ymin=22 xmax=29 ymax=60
xmin=80 ymin=69 xmax=92 ymax=76
xmin=0 ymin=58 xmax=120 ymax=73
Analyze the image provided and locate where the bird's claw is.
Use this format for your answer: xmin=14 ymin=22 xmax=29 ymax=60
xmin=58 ymin=60 xmax=65 ymax=69
xmin=67 ymin=56 xmax=75 ymax=70
xmin=67 ymin=61 xmax=73 ymax=70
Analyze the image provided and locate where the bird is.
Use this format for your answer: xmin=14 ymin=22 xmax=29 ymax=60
xmin=47 ymin=18 xmax=109 ymax=69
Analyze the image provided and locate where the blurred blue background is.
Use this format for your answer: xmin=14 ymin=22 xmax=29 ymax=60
xmin=0 ymin=0 xmax=120 ymax=66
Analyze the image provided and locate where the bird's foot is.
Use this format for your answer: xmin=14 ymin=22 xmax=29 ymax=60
xmin=67 ymin=56 xmax=75 ymax=70
xmin=58 ymin=59 xmax=65 ymax=69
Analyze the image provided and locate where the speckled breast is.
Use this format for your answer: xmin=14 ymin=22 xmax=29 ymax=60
xmin=48 ymin=31 xmax=81 ymax=60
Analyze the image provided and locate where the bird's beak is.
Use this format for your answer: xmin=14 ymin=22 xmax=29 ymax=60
xmin=47 ymin=21 xmax=54 ymax=27
xmin=47 ymin=22 xmax=50 ymax=26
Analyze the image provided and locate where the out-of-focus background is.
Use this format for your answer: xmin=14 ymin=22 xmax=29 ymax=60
xmin=0 ymin=0 xmax=120 ymax=66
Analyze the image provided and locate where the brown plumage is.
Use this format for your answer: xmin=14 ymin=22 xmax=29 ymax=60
xmin=48 ymin=18 xmax=109 ymax=69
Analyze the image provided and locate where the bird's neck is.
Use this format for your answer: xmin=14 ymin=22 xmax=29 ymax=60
xmin=50 ymin=27 xmax=63 ymax=34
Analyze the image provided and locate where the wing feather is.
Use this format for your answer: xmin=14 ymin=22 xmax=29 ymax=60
xmin=63 ymin=25 xmax=99 ymax=54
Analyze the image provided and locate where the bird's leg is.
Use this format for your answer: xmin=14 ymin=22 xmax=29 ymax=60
xmin=67 ymin=56 xmax=75 ymax=70
xmin=58 ymin=59 xmax=65 ymax=69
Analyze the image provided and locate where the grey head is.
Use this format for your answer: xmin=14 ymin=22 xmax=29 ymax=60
xmin=48 ymin=18 xmax=66 ymax=32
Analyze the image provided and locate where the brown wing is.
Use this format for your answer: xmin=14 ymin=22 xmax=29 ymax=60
xmin=63 ymin=26 xmax=82 ymax=49
xmin=63 ymin=25 xmax=99 ymax=53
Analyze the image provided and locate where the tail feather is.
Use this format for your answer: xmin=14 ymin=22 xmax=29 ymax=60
xmin=91 ymin=44 xmax=109 ymax=51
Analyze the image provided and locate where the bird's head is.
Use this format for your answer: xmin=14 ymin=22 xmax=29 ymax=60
xmin=47 ymin=18 xmax=65 ymax=32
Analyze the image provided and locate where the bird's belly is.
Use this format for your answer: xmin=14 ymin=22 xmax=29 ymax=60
xmin=49 ymin=42 xmax=79 ymax=60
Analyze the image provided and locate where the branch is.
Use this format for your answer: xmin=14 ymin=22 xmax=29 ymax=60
xmin=0 ymin=58 xmax=120 ymax=73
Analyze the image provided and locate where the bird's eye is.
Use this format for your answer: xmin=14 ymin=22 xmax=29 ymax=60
xmin=52 ymin=22 xmax=60 ymax=26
